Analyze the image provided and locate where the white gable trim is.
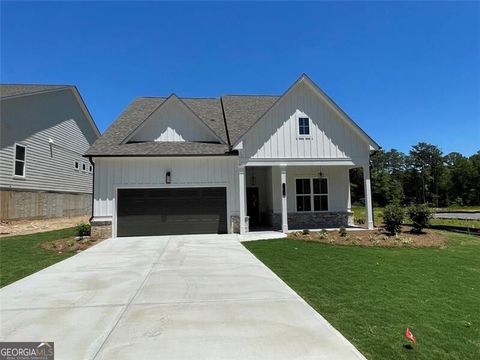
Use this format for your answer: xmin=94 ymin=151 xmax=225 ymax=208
xmin=232 ymin=74 xmax=380 ymax=151
xmin=122 ymin=94 xmax=225 ymax=144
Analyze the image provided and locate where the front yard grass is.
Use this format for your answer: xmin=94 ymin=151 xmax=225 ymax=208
xmin=244 ymin=232 xmax=480 ymax=360
xmin=0 ymin=228 xmax=76 ymax=287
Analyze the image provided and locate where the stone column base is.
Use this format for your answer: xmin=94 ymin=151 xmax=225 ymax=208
xmin=230 ymin=215 xmax=249 ymax=234
xmin=90 ymin=221 xmax=112 ymax=240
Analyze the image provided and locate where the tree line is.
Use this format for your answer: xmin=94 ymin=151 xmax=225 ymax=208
xmin=350 ymin=142 xmax=480 ymax=207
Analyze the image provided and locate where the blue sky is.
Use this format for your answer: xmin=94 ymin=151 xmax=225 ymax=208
xmin=1 ymin=1 xmax=479 ymax=156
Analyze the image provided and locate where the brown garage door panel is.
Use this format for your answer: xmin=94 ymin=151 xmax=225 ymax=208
xmin=117 ymin=188 xmax=227 ymax=236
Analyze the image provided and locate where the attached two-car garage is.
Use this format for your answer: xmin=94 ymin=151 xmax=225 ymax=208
xmin=117 ymin=187 xmax=227 ymax=237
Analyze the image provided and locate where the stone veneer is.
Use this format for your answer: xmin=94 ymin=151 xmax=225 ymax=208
xmin=271 ymin=211 xmax=353 ymax=230
xmin=230 ymin=215 xmax=249 ymax=234
xmin=90 ymin=221 xmax=112 ymax=240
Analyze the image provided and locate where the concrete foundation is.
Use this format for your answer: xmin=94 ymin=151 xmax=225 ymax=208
xmin=0 ymin=189 xmax=91 ymax=220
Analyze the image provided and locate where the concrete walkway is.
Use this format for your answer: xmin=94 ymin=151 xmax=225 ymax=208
xmin=0 ymin=235 xmax=365 ymax=360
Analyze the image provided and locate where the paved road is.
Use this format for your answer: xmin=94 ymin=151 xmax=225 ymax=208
xmin=434 ymin=212 xmax=480 ymax=220
xmin=0 ymin=235 xmax=365 ymax=360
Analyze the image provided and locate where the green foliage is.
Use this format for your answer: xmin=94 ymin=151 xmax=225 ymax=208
xmin=75 ymin=222 xmax=91 ymax=237
xmin=382 ymin=204 xmax=405 ymax=235
xmin=338 ymin=226 xmax=347 ymax=237
xmin=302 ymin=229 xmax=310 ymax=235
xmin=350 ymin=145 xmax=480 ymax=208
xmin=408 ymin=204 xmax=432 ymax=233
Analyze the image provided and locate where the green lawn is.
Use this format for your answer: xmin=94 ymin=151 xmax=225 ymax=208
xmin=0 ymin=228 xmax=76 ymax=287
xmin=244 ymin=233 xmax=480 ymax=360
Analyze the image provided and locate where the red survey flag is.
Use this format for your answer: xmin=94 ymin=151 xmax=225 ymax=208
xmin=405 ymin=328 xmax=416 ymax=343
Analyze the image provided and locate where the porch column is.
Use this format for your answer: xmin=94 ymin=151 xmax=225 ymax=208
xmin=239 ymin=166 xmax=247 ymax=235
xmin=280 ymin=165 xmax=288 ymax=233
xmin=363 ymin=164 xmax=374 ymax=229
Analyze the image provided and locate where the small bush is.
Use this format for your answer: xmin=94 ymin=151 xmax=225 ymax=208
xmin=408 ymin=204 xmax=432 ymax=233
xmin=339 ymin=226 xmax=348 ymax=237
xmin=75 ymin=222 xmax=91 ymax=237
xmin=302 ymin=229 xmax=310 ymax=235
xmin=319 ymin=229 xmax=329 ymax=240
xmin=383 ymin=204 xmax=405 ymax=235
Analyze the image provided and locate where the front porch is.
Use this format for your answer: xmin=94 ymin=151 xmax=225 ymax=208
xmin=237 ymin=164 xmax=374 ymax=234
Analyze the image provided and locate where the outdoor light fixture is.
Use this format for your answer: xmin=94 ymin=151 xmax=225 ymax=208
xmin=166 ymin=171 xmax=171 ymax=184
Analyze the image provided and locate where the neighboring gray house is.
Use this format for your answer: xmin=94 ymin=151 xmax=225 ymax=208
xmin=0 ymin=84 xmax=100 ymax=220
xmin=87 ymin=74 xmax=379 ymax=238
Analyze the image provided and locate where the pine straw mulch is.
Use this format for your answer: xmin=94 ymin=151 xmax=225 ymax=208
xmin=288 ymin=226 xmax=448 ymax=248
xmin=40 ymin=237 xmax=105 ymax=254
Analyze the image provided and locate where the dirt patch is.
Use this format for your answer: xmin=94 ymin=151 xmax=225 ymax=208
xmin=40 ymin=236 xmax=104 ymax=254
xmin=289 ymin=227 xmax=447 ymax=248
xmin=0 ymin=216 xmax=89 ymax=238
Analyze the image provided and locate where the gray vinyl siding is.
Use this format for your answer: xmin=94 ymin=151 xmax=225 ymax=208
xmin=0 ymin=89 xmax=98 ymax=193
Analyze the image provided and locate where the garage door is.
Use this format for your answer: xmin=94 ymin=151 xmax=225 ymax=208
xmin=117 ymin=187 xmax=227 ymax=237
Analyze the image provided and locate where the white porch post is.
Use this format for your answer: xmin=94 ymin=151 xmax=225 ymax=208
xmin=280 ymin=165 xmax=288 ymax=233
xmin=363 ymin=164 xmax=374 ymax=229
xmin=239 ymin=166 xmax=247 ymax=235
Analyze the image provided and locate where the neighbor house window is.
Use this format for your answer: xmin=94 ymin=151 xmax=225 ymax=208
xmin=13 ymin=144 xmax=26 ymax=177
xmin=82 ymin=163 xmax=86 ymax=172
xmin=298 ymin=117 xmax=310 ymax=135
xmin=74 ymin=161 xmax=79 ymax=170
xmin=89 ymin=165 xmax=93 ymax=173
xmin=296 ymin=178 xmax=328 ymax=212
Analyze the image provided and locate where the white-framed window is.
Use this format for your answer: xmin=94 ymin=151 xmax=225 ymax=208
xmin=13 ymin=143 xmax=26 ymax=177
xmin=74 ymin=161 xmax=79 ymax=170
xmin=89 ymin=165 xmax=93 ymax=173
xmin=82 ymin=163 xmax=86 ymax=172
xmin=298 ymin=117 xmax=310 ymax=136
xmin=296 ymin=177 xmax=328 ymax=212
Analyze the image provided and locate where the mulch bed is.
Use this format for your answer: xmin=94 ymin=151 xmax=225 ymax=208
xmin=289 ymin=226 xmax=448 ymax=248
xmin=40 ymin=237 xmax=105 ymax=254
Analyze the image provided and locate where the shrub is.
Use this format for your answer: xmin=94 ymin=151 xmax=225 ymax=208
xmin=383 ymin=204 xmax=405 ymax=235
xmin=302 ymin=229 xmax=310 ymax=235
xmin=339 ymin=226 xmax=348 ymax=237
xmin=319 ymin=229 xmax=329 ymax=240
xmin=75 ymin=222 xmax=91 ymax=237
xmin=408 ymin=204 xmax=432 ymax=233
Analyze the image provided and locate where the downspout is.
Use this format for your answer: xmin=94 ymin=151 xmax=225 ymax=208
xmin=88 ymin=156 xmax=95 ymax=223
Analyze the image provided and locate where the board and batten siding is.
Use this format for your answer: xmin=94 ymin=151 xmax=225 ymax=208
xmin=93 ymin=156 xmax=240 ymax=227
xmin=270 ymin=166 xmax=350 ymax=213
xmin=0 ymin=90 xmax=98 ymax=194
xmin=129 ymin=98 xmax=218 ymax=143
xmin=238 ymin=83 xmax=370 ymax=164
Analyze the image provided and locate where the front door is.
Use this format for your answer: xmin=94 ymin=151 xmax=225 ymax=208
xmin=247 ymin=187 xmax=260 ymax=227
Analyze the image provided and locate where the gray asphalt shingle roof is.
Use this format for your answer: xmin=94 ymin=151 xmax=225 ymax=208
xmin=86 ymin=94 xmax=280 ymax=157
xmin=0 ymin=84 xmax=72 ymax=99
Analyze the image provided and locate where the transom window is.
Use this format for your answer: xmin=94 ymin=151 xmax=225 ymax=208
xmin=298 ymin=117 xmax=310 ymax=135
xmin=13 ymin=144 xmax=26 ymax=177
xmin=296 ymin=178 xmax=328 ymax=212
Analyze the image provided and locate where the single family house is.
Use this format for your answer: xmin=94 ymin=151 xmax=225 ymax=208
xmin=86 ymin=74 xmax=379 ymax=238
xmin=0 ymin=84 xmax=100 ymax=220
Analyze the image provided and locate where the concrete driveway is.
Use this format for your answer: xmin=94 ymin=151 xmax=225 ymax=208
xmin=0 ymin=235 xmax=365 ymax=360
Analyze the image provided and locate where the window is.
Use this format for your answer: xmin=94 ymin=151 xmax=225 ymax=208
xmin=74 ymin=161 xmax=79 ymax=170
xmin=298 ymin=117 xmax=310 ymax=136
xmin=296 ymin=178 xmax=328 ymax=212
xmin=13 ymin=144 xmax=26 ymax=177
xmin=82 ymin=163 xmax=86 ymax=172
xmin=89 ymin=165 xmax=93 ymax=173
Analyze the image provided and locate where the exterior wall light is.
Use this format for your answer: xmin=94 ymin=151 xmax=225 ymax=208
xmin=166 ymin=171 xmax=171 ymax=184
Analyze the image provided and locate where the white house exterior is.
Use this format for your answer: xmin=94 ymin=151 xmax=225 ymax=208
xmin=86 ymin=75 xmax=379 ymax=238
